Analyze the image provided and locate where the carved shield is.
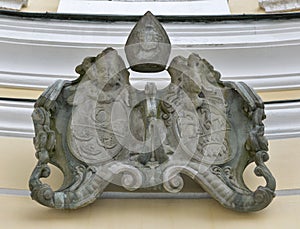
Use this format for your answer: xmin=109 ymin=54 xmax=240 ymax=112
xmin=29 ymin=13 xmax=275 ymax=212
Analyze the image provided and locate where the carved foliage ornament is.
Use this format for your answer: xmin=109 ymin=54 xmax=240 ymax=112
xmin=29 ymin=12 xmax=276 ymax=212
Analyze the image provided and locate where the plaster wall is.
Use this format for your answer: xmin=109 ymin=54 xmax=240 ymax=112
xmin=21 ymin=0 xmax=265 ymax=14
xmin=0 ymin=136 xmax=299 ymax=228
xmin=229 ymin=0 xmax=265 ymax=14
xmin=0 ymin=195 xmax=299 ymax=229
xmin=21 ymin=0 xmax=59 ymax=12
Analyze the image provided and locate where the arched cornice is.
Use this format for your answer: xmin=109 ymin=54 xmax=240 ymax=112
xmin=1 ymin=12 xmax=300 ymax=92
xmin=0 ymin=99 xmax=299 ymax=139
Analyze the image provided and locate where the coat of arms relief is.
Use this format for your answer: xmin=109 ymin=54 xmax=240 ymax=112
xmin=29 ymin=12 xmax=276 ymax=211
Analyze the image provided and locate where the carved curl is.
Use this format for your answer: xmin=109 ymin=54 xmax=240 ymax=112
xmin=29 ymin=81 xmax=110 ymax=209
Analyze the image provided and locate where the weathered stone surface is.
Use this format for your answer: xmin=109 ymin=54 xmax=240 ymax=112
xmin=259 ymin=0 xmax=300 ymax=13
xmin=125 ymin=11 xmax=171 ymax=72
xmin=0 ymin=0 xmax=28 ymax=10
xmin=29 ymin=12 xmax=275 ymax=212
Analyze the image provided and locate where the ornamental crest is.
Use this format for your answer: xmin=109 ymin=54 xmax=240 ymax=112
xmin=29 ymin=12 xmax=275 ymax=211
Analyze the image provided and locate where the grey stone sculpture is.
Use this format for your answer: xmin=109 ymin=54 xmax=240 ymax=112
xmin=0 ymin=0 xmax=28 ymax=10
xmin=29 ymin=12 xmax=276 ymax=211
xmin=259 ymin=0 xmax=300 ymax=13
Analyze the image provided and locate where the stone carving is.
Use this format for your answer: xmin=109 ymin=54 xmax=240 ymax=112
xmin=259 ymin=0 xmax=300 ymax=13
xmin=0 ymin=0 xmax=28 ymax=10
xmin=29 ymin=12 xmax=276 ymax=212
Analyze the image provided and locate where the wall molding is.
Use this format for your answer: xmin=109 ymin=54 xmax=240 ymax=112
xmin=0 ymin=100 xmax=33 ymax=138
xmin=1 ymin=188 xmax=300 ymax=198
xmin=1 ymin=15 xmax=300 ymax=92
xmin=0 ymin=99 xmax=299 ymax=140
xmin=1 ymin=70 xmax=300 ymax=92
xmin=264 ymin=101 xmax=300 ymax=139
